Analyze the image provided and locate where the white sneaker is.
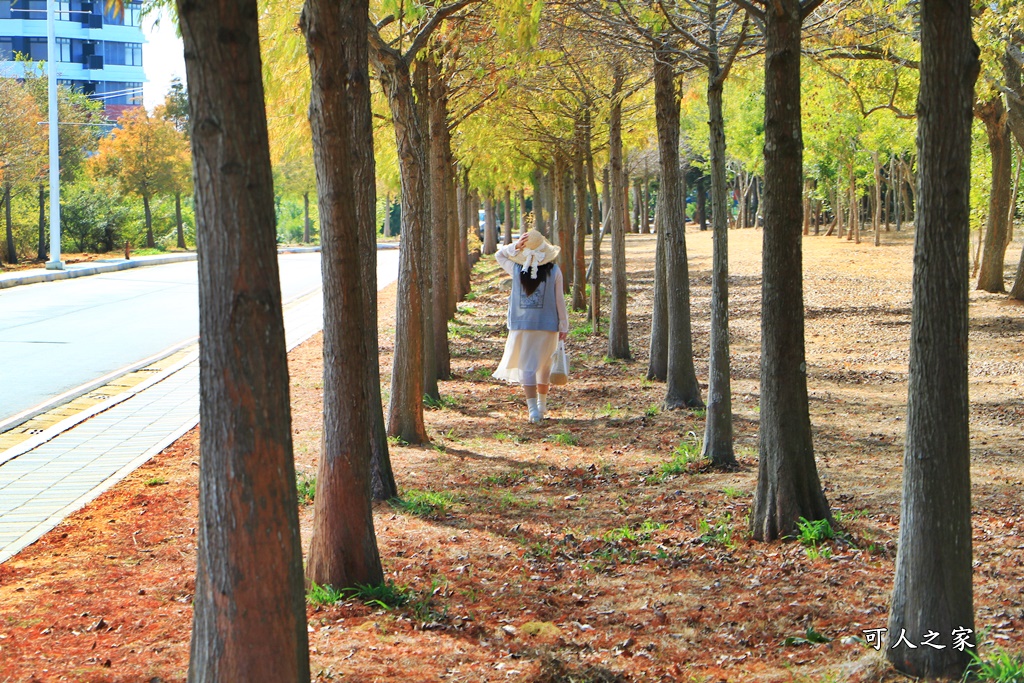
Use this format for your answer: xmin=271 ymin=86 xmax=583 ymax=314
xmin=527 ymin=397 xmax=542 ymax=424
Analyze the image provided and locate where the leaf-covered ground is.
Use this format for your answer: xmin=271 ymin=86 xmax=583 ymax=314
xmin=1 ymin=228 xmax=1022 ymax=682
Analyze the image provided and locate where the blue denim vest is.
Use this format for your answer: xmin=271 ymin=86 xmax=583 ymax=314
xmin=508 ymin=264 xmax=560 ymax=331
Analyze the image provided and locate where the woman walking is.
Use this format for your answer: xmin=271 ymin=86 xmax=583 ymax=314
xmin=494 ymin=229 xmax=569 ymax=423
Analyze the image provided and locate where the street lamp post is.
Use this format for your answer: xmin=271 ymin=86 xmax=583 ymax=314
xmin=44 ymin=0 xmax=63 ymax=270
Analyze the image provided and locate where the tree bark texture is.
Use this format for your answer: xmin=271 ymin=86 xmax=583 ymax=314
xmin=178 ymin=0 xmax=309 ymax=675
xmin=586 ymin=129 xmax=601 ymax=335
xmin=503 ymin=188 xmax=512 ymax=245
xmin=647 ymin=199 xmax=668 ymax=381
xmin=572 ymin=138 xmax=588 ymax=312
xmin=428 ymin=57 xmax=451 ymax=380
xmin=701 ymin=43 xmax=737 ymax=470
xmin=976 ymin=94 xmax=1011 ymax=293
xmin=301 ymin=0 xmax=385 ymax=587
xmin=750 ymin=0 xmax=831 ymax=541
xmin=412 ymin=58 xmax=439 ymax=404
xmin=887 ymin=5 xmax=978 ymax=677
xmin=483 ymin=192 xmax=497 ymax=254
xmin=143 ymin=193 xmax=155 ymax=249
xmin=872 ymin=152 xmax=882 ymax=246
xmin=369 ymin=36 xmax=429 ymax=445
xmin=608 ymin=66 xmax=630 ymax=360
xmin=655 ymin=45 xmax=703 ymax=409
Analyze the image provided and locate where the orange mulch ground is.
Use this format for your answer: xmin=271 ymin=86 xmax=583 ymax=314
xmin=1 ymin=228 xmax=1022 ymax=682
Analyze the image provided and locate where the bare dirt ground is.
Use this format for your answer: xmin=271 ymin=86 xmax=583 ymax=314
xmin=0 ymin=227 xmax=1022 ymax=683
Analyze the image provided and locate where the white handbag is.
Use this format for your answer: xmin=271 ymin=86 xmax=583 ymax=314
xmin=550 ymin=340 xmax=569 ymax=386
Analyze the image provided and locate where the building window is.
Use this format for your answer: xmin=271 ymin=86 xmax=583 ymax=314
xmin=0 ymin=38 xmax=13 ymax=61
xmin=104 ymin=40 xmax=123 ymax=65
xmin=57 ymin=37 xmax=71 ymax=62
xmin=125 ymin=2 xmax=140 ymax=26
xmin=27 ymin=37 xmax=47 ymax=61
xmin=13 ymin=0 xmax=47 ymax=20
xmin=126 ymin=42 xmax=141 ymax=66
xmin=0 ymin=2 xmax=11 ymax=20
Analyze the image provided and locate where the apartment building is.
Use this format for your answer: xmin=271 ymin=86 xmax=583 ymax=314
xmin=0 ymin=0 xmax=145 ymax=119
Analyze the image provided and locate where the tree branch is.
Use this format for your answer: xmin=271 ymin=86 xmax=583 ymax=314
xmin=713 ymin=14 xmax=749 ymax=89
xmin=729 ymin=0 xmax=765 ymax=22
xmin=406 ymin=0 xmax=479 ymax=61
xmin=800 ymin=0 xmax=827 ymax=21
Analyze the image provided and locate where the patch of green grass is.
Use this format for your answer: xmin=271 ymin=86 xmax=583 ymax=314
xmin=659 ymin=439 xmax=705 ymax=478
xmin=794 ymin=517 xmax=839 ymax=546
xmin=457 ymin=304 xmax=476 ymax=316
xmin=569 ymin=321 xmax=592 ymax=338
xmin=463 ymin=291 xmax=477 ymax=301
xmin=644 ymin=404 xmax=660 ymax=418
xmin=483 ymin=469 xmax=529 ymax=487
xmin=144 ymin=477 xmax=168 ymax=487
xmin=968 ymin=648 xmax=1024 ymax=682
xmin=546 ymin=431 xmax=579 ymax=447
xmin=603 ymin=519 xmax=665 ymax=543
xmin=691 ymin=407 xmax=707 ymax=419
xmin=448 ymin=321 xmax=475 ymax=338
xmin=833 ymin=508 xmax=870 ymax=522
xmin=467 ymin=367 xmax=493 ymax=380
xmin=697 ymin=513 xmax=735 ymax=549
xmin=423 ymin=393 xmax=459 ymax=410
xmin=783 ymin=625 xmax=831 ymax=647
xmin=598 ymin=402 xmax=621 ymax=418
xmin=494 ymin=431 xmax=526 ymax=444
xmin=307 ymin=582 xmax=345 ymax=606
xmin=603 ymin=355 xmax=625 ymax=365
xmin=341 ymin=580 xmax=411 ymax=610
xmin=296 ymin=472 xmax=316 ymax=505
xmin=390 ymin=489 xmax=457 ymax=517
xmin=387 ymin=434 xmax=408 ymax=446
xmin=721 ymin=486 xmax=746 ymax=498
xmin=805 ymin=544 xmax=833 ymax=561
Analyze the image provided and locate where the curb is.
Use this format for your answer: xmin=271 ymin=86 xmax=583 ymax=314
xmin=0 ymin=244 xmax=401 ymax=290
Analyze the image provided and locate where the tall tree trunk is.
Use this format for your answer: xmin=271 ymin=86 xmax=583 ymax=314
xmin=587 ymin=134 xmax=601 ymax=335
xmin=144 ymin=193 xmax=155 ymax=249
xmin=413 ymin=58 xmax=439 ymax=403
xmin=428 ymin=56 xmax=451 ymax=381
xmin=848 ymin=166 xmax=858 ymax=243
xmin=302 ymin=0 xmax=385 ymax=585
xmin=647 ymin=204 xmax=667 ymax=381
xmin=368 ymin=33 xmax=429 ymax=445
xmin=873 ymin=152 xmax=883 ymax=246
xmin=655 ymin=43 xmax=703 ymax=409
xmin=887 ymin=6 xmax=979 ymax=677
xmin=642 ymin=168 xmax=651 ymax=233
xmin=503 ymin=188 xmax=512 ymax=245
xmin=4 ymin=183 xmax=15 ymax=264
xmin=553 ymin=154 xmax=569 ymax=289
xmin=608 ymin=65 xmax=630 ymax=359
xmin=37 ymin=184 xmax=46 ymax=260
xmin=976 ymin=94 xmax=1011 ymax=292
xmin=572 ymin=129 xmax=588 ymax=312
xmin=176 ymin=192 xmax=187 ymax=248
xmin=383 ymin=192 xmax=392 ymax=237
xmin=179 ymin=0 xmax=309 ymax=674
xmin=701 ymin=21 xmax=738 ymax=470
xmin=517 ymin=188 xmax=526 ymax=235
xmin=750 ymin=0 xmax=831 ymax=541
xmin=633 ymin=178 xmax=642 ymax=234
xmin=483 ymin=192 xmax=497 ymax=254
xmin=533 ymin=168 xmax=547 ymax=235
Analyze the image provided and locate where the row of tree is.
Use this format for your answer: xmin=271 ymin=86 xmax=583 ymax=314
xmin=164 ymin=0 xmax=1014 ymax=681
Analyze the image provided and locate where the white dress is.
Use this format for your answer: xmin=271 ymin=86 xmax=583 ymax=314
xmin=493 ymin=244 xmax=569 ymax=386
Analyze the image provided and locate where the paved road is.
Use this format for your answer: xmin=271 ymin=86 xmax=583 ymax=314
xmin=0 ymin=250 xmax=400 ymax=425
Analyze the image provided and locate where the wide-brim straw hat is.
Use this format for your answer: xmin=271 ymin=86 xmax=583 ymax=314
xmin=508 ymin=229 xmax=560 ymax=278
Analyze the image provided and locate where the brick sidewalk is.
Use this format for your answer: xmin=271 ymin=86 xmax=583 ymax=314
xmin=0 ymin=289 xmax=325 ymax=563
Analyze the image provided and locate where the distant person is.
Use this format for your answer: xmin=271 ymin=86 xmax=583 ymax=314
xmin=493 ymin=229 xmax=568 ymax=423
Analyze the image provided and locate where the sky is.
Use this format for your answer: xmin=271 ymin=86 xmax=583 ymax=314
xmin=141 ymin=9 xmax=186 ymax=109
